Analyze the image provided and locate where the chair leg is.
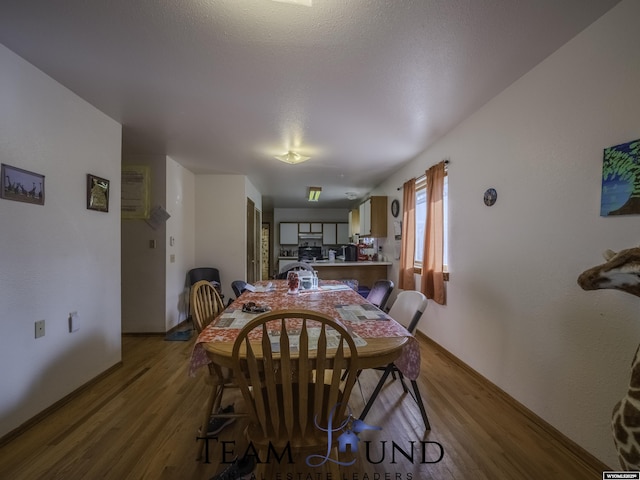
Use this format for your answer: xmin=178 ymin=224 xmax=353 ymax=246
xmin=197 ymin=383 xmax=223 ymax=461
xmin=410 ymin=379 xmax=431 ymax=431
xmin=359 ymin=364 xmax=394 ymax=421
xmin=397 ymin=371 xmax=410 ymax=394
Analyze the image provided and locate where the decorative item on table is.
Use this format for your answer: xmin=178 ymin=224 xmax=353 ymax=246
xmin=297 ymin=270 xmax=318 ymax=291
xmin=287 ymin=271 xmax=300 ymax=295
xmin=241 ymin=302 xmax=270 ymax=314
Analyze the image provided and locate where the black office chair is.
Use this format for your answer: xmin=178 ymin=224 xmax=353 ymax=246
xmin=231 ymin=280 xmax=248 ymax=299
xmin=359 ymin=290 xmax=431 ymax=432
xmin=187 ymin=267 xmax=223 ymax=298
xmin=366 ymin=279 xmax=394 ymax=311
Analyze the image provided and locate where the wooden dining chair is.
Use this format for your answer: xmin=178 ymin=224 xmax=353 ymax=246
xmin=232 ymin=309 xmax=360 ymax=477
xmin=190 ymin=280 xmax=242 ymax=460
xmin=190 ymin=280 xmax=225 ymax=333
xmin=359 ymin=290 xmax=431 ymax=432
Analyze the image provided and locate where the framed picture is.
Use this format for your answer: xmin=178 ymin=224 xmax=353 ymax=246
xmin=601 ymin=138 xmax=640 ymax=216
xmin=121 ymin=165 xmax=150 ymax=219
xmin=1 ymin=163 xmax=45 ymax=205
xmin=87 ymin=174 xmax=110 ymax=212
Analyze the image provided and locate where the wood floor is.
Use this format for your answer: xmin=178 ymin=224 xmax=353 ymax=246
xmin=0 ymin=333 xmax=608 ymax=479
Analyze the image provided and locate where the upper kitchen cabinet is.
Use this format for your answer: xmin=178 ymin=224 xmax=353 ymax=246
xmin=349 ymin=208 xmax=360 ymax=237
xmin=359 ymin=196 xmax=387 ymax=238
xmin=337 ymin=223 xmax=350 ymax=244
xmin=280 ymin=222 xmax=299 ymax=245
xmin=322 ymin=223 xmax=336 ymax=245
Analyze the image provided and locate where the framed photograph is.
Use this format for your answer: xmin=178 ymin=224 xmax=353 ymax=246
xmin=1 ymin=163 xmax=45 ymax=205
xmin=87 ymin=174 xmax=110 ymax=212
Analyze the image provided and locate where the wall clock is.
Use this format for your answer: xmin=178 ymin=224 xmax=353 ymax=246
xmin=391 ymin=199 xmax=400 ymax=217
xmin=484 ymin=188 xmax=497 ymax=206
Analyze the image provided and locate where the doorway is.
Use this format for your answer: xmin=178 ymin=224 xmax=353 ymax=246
xmin=246 ymin=198 xmax=261 ymax=283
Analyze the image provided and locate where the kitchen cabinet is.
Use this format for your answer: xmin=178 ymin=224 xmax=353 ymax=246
xmin=280 ymin=223 xmax=299 ymax=245
xmin=311 ymin=223 xmax=322 ymax=233
xmin=349 ymin=209 xmax=360 ymax=237
xmin=337 ymin=223 xmax=349 ymax=244
xmin=359 ymin=196 xmax=387 ymax=238
xmin=298 ymin=223 xmax=310 ymax=233
xmin=322 ymin=223 xmax=336 ymax=245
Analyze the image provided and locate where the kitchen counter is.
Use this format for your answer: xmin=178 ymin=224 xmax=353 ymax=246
xmin=307 ymin=261 xmax=391 ymax=267
xmin=307 ymin=261 xmax=391 ymax=288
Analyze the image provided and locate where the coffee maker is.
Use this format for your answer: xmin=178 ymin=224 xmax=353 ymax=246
xmin=342 ymin=244 xmax=357 ymax=262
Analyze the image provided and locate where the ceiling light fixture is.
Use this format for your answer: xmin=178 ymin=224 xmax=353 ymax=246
xmin=274 ymin=151 xmax=311 ymax=165
xmin=271 ymin=0 xmax=312 ymax=6
xmin=308 ymin=186 xmax=321 ymax=202
xmin=345 ymin=192 xmax=358 ymax=200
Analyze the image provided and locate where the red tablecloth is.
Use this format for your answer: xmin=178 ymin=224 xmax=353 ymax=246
xmin=189 ymin=281 xmax=421 ymax=380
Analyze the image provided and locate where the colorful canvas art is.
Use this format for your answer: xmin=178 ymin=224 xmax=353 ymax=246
xmin=600 ymin=138 xmax=640 ymax=216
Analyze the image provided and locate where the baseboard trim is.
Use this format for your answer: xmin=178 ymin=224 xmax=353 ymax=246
xmin=123 ymin=318 xmax=193 ymax=337
xmin=416 ymin=331 xmax=610 ymax=474
xmin=0 ymin=361 xmax=123 ymax=448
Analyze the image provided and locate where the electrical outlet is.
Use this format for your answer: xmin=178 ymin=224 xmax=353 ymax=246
xmin=35 ymin=320 xmax=45 ymax=338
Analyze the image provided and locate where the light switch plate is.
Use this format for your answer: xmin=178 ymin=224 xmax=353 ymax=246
xmin=35 ymin=319 xmax=45 ymax=338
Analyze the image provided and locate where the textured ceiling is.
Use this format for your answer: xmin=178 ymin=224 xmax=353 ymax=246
xmin=0 ymin=0 xmax=621 ymax=209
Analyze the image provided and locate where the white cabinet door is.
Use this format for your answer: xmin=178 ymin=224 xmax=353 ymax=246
xmin=298 ymin=223 xmax=310 ymax=233
xmin=336 ymin=223 xmax=349 ymax=244
xmin=280 ymin=223 xmax=299 ymax=245
xmin=311 ymin=223 xmax=322 ymax=233
xmin=359 ymin=199 xmax=371 ymax=236
xmin=322 ymin=223 xmax=337 ymax=245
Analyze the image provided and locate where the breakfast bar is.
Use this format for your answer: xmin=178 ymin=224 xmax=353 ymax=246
xmin=305 ymin=260 xmax=391 ymax=289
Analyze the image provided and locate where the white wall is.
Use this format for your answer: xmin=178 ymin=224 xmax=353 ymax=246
xmin=195 ymin=175 xmax=250 ymax=298
xmin=0 ymin=44 xmax=122 ymax=436
xmin=375 ymin=0 xmax=640 ymax=466
xmin=165 ymin=157 xmax=195 ymax=331
xmin=121 ymin=154 xmax=167 ymax=333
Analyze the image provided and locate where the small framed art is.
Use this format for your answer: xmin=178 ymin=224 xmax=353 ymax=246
xmin=87 ymin=174 xmax=110 ymax=212
xmin=1 ymin=163 xmax=45 ymax=205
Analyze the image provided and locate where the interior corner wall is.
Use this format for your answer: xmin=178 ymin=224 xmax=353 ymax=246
xmin=121 ymin=154 xmax=167 ymax=333
xmin=194 ymin=175 xmax=248 ymax=299
xmin=375 ymin=0 xmax=640 ymax=466
xmin=165 ymin=157 xmax=195 ymax=331
xmin=0 ymin=44 xmax=122 ymax=437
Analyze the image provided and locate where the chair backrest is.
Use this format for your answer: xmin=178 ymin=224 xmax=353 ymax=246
xmin=231 ymin=280 xmax=248 ymax=298
xmin=388 ymin=290 xmax=428 ymax=334
xmin=275 ymin=261 xmax=314 ymax=279
xmin=231 ymin=309 xmax=360 ymax=447
xmin=190 ymin=280 xmax=225 ymax=333
xmin=187 ymin=267 xmax=221 ymax=286
xmin=366 ymin=279 xmax=394 ymax=310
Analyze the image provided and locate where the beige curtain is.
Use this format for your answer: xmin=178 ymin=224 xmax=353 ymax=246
xmin=398 ymin=178 xmax=416 ymax=290
xmin=420 ymin=161 xmax=446 ymax=305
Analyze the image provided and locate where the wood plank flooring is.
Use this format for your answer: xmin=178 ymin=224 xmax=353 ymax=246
xmin=0 ymin=333 xmax=608 ymax=479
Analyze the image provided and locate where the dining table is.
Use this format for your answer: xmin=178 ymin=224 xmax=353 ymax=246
xmin=189 ymin=279 xmax=421 ymax=380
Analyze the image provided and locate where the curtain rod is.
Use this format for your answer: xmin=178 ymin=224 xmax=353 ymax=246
xmin=396 ymin=159 xmax=449 ymax=190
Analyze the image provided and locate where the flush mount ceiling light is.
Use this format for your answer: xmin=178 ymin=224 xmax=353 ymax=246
xmin=308 ymin=186 xmax=322 ymax=202
xmin=274 ymin=151 xmax=311 ymax=165
xmin=271 ymin=0 xmax=312 ymax=6
xmin=345 ymin=192 xmax=358 ymax=200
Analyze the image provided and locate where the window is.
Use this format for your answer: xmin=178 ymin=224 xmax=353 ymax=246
xmin=414 ymin=174 xmax=448 ymax=272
